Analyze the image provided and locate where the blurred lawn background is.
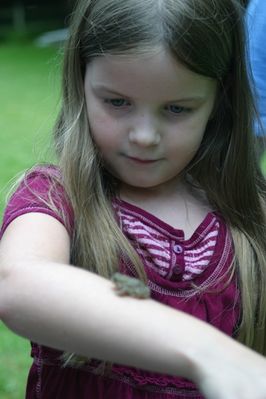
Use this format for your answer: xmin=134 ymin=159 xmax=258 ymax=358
xmin=0 ymin=42 xmax=62 ymax=399
xmin=1 ymin=38 xmax=266 ymax=399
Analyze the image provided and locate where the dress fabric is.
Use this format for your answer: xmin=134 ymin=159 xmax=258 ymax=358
xmin=0 ymin=166 xmax=241 ymax=399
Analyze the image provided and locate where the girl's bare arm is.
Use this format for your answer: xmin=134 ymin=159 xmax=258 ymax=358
xmin=0 ymin=213 xmax=266 ymax=399
xmin=0 ymin=213 xmax=203 ymax=379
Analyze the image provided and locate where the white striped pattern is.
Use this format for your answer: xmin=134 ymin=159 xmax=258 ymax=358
xmin=115 ymin=203 xmax=219 ymax=282
xmin=183 ymin=226 xmax=218 ymax=280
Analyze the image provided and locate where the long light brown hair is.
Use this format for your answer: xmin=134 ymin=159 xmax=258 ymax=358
xmin=51 ymin=0 xmax=266 ymax=358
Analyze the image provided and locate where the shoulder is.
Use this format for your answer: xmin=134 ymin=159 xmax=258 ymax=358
xmin=0 ymin=164 xmax=74 ymax=240
xmin=21 ymin=163 xmax=62 ymax=188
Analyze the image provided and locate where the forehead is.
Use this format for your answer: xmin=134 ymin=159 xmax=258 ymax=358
xmin=85 ymin=49 xmax=216 ymax=101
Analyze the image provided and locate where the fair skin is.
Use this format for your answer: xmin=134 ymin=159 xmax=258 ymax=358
xmin=84 ymin=49 xmax=216 ymax=237
xmin=1 ymin=49 xmax=266 ymax=399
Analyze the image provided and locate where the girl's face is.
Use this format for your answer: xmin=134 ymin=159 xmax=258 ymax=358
xmin=84 ymin=49 xmax=217 ymax=195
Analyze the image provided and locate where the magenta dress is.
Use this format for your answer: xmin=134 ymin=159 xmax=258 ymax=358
xmin=0 ymin=166 xmax=241 ymax=399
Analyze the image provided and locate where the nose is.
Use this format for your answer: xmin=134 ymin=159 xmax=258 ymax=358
xmin=128 ymin=114 xmax=160 ymax=147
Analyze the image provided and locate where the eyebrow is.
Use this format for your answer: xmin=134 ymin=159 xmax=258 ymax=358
xmin=92 ymin=85 xmax=127 ymax=97
xmin=91 ymin=84 xmax=206 ymax=103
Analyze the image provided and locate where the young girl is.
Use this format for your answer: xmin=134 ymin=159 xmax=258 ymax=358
xmin=1 ymin=0 xmax=266 ymax=398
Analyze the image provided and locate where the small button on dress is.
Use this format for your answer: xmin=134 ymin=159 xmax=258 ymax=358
xmin=173 ymin=265 xmax=182 ymax=275
xmin=173 ymin=244 xmax=183 ymax=254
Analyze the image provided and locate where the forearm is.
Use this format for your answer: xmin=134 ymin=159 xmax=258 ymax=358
xmin=0 ymin=260 xmax=239 ymax=382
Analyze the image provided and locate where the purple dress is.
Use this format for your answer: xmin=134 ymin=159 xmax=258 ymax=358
xmin=0 ymin=166 xmax=240 ymax=399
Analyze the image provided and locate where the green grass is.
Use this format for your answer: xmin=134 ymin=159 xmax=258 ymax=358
xmin=0 ymin=43 xmax=62 ymax=216
xmin=0 ymin=42 xmax=61 ymax=399
xmin=0 ymin=323 xmax=32 ymax=399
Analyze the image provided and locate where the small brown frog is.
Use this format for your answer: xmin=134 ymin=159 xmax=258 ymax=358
xmin=111 ymin=272 xmax=151 ymax=299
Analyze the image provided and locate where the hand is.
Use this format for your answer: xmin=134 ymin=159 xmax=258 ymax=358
xmin=195 ymin=338 xmax=266 ymax=399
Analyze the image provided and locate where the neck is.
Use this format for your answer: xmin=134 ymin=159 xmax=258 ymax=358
xmin=119 ymin=176 xmax=187 ymax=204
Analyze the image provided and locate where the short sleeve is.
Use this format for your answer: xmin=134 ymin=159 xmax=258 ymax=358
xmin=0 ymin=165 xmax=74 ymax=240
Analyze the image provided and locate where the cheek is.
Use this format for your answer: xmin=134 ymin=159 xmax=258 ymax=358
xmin=89 ymin=114 xmax=108 ymax=135
xmin=168 ymin=123 xmax=205 ymax=153
xmin=87 ymin=113 xmax=122 ymax=153
xmin=179 ymin=114 xmax=209 ymax=148
xmin=86 ymin=103 xmax=114 ymax=142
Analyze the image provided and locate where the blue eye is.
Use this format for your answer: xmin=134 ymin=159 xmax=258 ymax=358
xmin=167 ymin=105 xmax=186 ymax=114
xmin=105 ymin=99 xmax=129 ymax=107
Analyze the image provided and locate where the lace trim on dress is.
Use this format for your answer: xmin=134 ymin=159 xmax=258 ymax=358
xmin=33 ymin=356 xmax=203 ymax=397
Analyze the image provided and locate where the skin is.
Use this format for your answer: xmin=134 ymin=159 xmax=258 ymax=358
xmin=62 ymin=273 xmax=150 ymax=367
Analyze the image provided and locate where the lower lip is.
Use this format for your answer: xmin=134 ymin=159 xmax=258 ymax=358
xmin=126 ymin=156 xmax=159 ymax=164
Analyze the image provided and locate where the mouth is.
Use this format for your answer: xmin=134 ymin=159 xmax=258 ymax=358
xmin=126 ymin=156 xmax=159 ymax=164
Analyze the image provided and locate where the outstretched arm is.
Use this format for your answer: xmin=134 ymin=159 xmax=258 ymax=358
xmin=0 ymin=213 xmax=266 ymax=399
